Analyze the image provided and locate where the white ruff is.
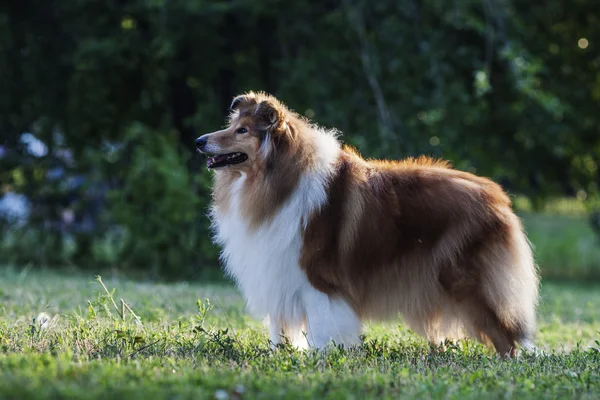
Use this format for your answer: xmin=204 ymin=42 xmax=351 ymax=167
xmin=211 ymin=132 xmax=360 ymax=348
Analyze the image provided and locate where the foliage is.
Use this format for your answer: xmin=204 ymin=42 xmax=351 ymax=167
xmin=107 ymin=123 xmax=217 ymax=277
xmin=0 ymin=0 xmax=598 ymax=277
xmin=0 ymin=268 xmax=599 ymax=399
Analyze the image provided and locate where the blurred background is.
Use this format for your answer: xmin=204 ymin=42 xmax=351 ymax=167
xmin=0 ymin=0 xmax=599 ymax=281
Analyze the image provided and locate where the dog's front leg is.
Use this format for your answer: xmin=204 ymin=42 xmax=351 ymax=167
xmin=267 ymin=314 xmax=308 ymax=349
xmin=267 ymin=315 xmax=285 ymax=348
xmin=303 ymin=288 xmax=362 ymax=349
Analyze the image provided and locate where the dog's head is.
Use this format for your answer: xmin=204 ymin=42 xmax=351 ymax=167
xmin=196 ymin=92 xmax=293 ymax=171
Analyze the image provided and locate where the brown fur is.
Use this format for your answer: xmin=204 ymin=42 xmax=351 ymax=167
xmin=207 ymin=93 xmax=315 ymax=228
xmin=300 ymin=148 xmax=539 ymax=356
xmin=205 ymin=91 xmax=540 ymax=357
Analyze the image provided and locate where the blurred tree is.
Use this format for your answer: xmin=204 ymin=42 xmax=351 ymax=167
xmin=0 ymin=0 xmax=598 ymax=277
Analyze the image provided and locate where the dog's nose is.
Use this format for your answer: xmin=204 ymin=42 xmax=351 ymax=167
xmin=195 ymin=136 xmax=208 ymax=151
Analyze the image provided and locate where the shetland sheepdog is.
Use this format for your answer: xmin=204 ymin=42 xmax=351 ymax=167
xmin=196 ymin=91 xmax=539 ymax=357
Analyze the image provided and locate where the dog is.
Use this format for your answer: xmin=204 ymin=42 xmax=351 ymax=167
xmin=196 ymin=91 xmax=539 ymax=357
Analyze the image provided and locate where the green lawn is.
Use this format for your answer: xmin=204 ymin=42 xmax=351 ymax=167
xmin=0 ymin=267 xmax=599 ymax=399
xmin=521 ymin=212 xmax=600 ymax=280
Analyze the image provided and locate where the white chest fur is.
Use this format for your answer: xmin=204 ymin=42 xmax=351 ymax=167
xmin=211 ymin=170 xmax=328 ymax=325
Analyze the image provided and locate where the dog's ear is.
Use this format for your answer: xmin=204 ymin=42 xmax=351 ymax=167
xmin=229 ymin=95 xmax=248 ymax=111
xmin=254 ymin=100 xmax=282 ymax=131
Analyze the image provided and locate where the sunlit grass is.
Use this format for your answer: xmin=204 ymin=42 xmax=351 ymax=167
xmin=0 ymin=268 xmax=598 ymax=399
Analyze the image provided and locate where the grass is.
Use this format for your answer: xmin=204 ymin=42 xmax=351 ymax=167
xmin=0 ymin=267 xmax=598 ymax=399
xmin=521 ymin=213 xmax=600 ymax=279
xmin=510 ymin=196 xmax=600 ymax=279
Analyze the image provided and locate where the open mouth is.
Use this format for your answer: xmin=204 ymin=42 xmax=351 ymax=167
xmin=206 ymin=152 xmax=248 ymax=169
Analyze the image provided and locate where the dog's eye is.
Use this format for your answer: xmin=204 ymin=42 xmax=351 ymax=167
xmin=236 ymin=127 xmax=248 ymax=134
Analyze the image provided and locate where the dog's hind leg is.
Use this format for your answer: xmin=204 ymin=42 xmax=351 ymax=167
xmin=440 ymin=214 xmax=539 ymax=357
xmin=458 ymin=298 xmax=519 ymax=357
xmin=475 ymin=220 xmax=539 ymax=357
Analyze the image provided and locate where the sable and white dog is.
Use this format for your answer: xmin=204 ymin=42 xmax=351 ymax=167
xmin=196 ymin=92 xmax=539 ymax=357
